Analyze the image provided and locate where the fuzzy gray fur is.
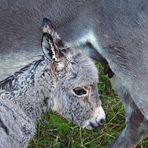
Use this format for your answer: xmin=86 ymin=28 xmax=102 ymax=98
xmin=0 ymin=0 xmax=148 ymax=147
xmin=0 ymin=20 xmax=105 ymax=148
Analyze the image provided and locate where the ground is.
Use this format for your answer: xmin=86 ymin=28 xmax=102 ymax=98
xmin=29 ymin=62 xmax=148 ymax=148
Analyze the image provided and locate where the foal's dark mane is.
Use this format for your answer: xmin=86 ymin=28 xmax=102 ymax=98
xmin=0 ymin=57 xmax=44 ymax=91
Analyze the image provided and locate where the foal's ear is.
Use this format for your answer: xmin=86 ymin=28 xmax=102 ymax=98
xmin=41 ymin=18 xmax=65 ymax=61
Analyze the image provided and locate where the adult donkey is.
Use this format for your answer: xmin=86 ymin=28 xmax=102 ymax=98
xmin=0 ymin=0 xmax=148 ymax=147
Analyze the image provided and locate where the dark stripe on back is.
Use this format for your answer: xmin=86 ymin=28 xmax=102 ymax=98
xmin=0 ymin=118 xmax=9 ymax=135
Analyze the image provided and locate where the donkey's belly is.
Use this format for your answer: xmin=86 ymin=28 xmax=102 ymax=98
xmin=0 ymin=50 xmax=41 ymax=81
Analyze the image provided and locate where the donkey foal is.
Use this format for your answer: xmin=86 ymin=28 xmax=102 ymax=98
xmin=0 ymin=18 xmax=105 ymax=148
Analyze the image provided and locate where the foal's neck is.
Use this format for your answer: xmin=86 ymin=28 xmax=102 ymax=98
xmin=0 ymin=57 xmax=55 ymax=120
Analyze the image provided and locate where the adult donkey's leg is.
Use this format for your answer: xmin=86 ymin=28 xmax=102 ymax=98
xmin=109 ymin=76 xmax=148 ymax=148
xmin=109 ymin=108 xmax=148 ymax=148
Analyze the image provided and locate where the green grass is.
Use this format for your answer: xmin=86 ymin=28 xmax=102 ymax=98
xmin=29 ymin=63 xmax=148 ymax=148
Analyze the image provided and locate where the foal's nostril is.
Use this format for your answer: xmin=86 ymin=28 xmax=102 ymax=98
xmin=89 ymin=121 xmax=98 ymax=129
xmin=99 ymin=119 xmax=105 ymax=125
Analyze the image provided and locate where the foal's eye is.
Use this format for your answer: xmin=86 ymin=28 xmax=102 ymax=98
xmin=73 ymin=87 xmax=87 ymax=96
